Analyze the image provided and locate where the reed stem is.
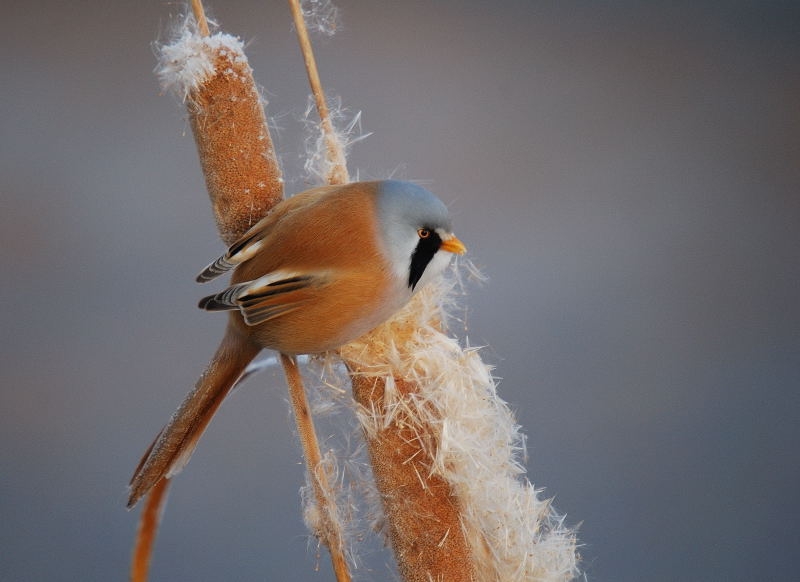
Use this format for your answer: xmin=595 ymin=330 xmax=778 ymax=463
xmin=130 ymin=477 xmax=170 ymax=582
xmin=287 ymin=0 xmax=349 ymax=185
xmin=191 ymin=0 xmax=210 ymax=36
xmin=281 ymin=354 xmax=351 ymax=582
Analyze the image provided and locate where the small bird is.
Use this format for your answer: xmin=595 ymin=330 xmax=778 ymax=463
xmin=128 ymin=180 xmax=465 ymax=507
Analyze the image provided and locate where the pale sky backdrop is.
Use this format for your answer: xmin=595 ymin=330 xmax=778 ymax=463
xmin=1 ymin=1 xmax=798 ymax=581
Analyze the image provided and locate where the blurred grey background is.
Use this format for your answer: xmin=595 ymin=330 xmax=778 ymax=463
xmin=1 ymin=1 xmax=798 ymax=580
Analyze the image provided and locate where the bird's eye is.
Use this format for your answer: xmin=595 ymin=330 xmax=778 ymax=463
xmin=418 ymin=228 xmax=431 ymax=239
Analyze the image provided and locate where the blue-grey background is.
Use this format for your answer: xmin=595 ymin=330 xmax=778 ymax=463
xmin=1 ymin=1 xmax=798 ymax=580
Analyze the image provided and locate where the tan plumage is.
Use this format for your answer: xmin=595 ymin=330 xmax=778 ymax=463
xmin=128 ymin=180 xmax=465 ymax=508
xmin=215 ymin=182 xmax=402 ymax=354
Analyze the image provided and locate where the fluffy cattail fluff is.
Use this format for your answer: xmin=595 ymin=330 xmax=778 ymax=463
xmin=300 ymin=0 xmax=341 ymax=37
xmin=155 ymin=15 xmax=284 ymax=244
xmin=335 ymin=265 xmax=580 ymax=581
xmin=301 ymin=96 xmax=370 ymax=187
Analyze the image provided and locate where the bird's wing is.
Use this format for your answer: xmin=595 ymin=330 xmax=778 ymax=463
xmin=198 ymin=270 xmax=324 ymax=326
xmin=196 ymin=186 xmax=339 ymax=283
xmin=195 ymin=226 xmax=271 ymax=283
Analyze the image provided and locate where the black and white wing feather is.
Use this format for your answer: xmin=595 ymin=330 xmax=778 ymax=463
xmin=196 ymin=233 xmax=268 ymax=283
xmin=198 ymin=270 xmax=322 ymax=326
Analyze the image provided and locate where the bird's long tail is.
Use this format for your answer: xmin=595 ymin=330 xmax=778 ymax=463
xmin=127 ymin=324 xmax=261 ymax=508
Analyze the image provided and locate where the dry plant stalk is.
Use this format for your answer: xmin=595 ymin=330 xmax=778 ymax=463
xmin=281 ymin=354 xmax=351 ymax=582
xmin=130 ymin=477 xmax=170 ymax=582
xmin=340 ymin=283 xmax=579 ymax=581
xmin=295 ymin=3 xmax=578 ymax=579
xmin=290 ymin=1 xmax=477 ymax=578
xmin=350 ymin=372 xmax=476 ymax=581
xmin=132 ymin=4 xmax=350 ymax=582
xmin=339 ymin=288 xmax=478 ymax=581
xmin=288 ymin=0 xmax=349 ymax=185
xmin=166 ymin=18 xmax=351 ymax=577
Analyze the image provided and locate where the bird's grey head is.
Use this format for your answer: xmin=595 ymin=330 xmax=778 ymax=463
xmin=374 ymin=180 xmax=460 ymax=291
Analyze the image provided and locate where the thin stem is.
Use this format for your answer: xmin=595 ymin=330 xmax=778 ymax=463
xmin=287 ymin=0 xmax=349 ymax=184
xmin=191 ymin=0 xmax=211 ymax=37
xmin=130 ymin=477 xmax=170 ymax=582
xmin=281 ymin=354 xmax=351 ymax=582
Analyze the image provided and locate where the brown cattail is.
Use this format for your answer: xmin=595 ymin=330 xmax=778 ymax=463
xmin=292 ymin=0 xmax=578 ymax=578
xmin=349 ymin=372 xmax=476 ymax=581
xmin=340 ymin=281 xmax=580 ymax=581
xmin=287 ymin=2 xmax=476 ymax=576
xmin=156 ymin=19 xmax=284 ymax=244
xmin=147 ymin=9 xmax=351 ymax=582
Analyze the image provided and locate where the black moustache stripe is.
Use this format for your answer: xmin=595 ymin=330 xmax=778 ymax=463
xmin=408 ymin=230 xmax=442 ymax=290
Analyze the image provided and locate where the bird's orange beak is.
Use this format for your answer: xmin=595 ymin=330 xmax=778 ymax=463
xmin=440 ymin=235 xmax=467 ymax=255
